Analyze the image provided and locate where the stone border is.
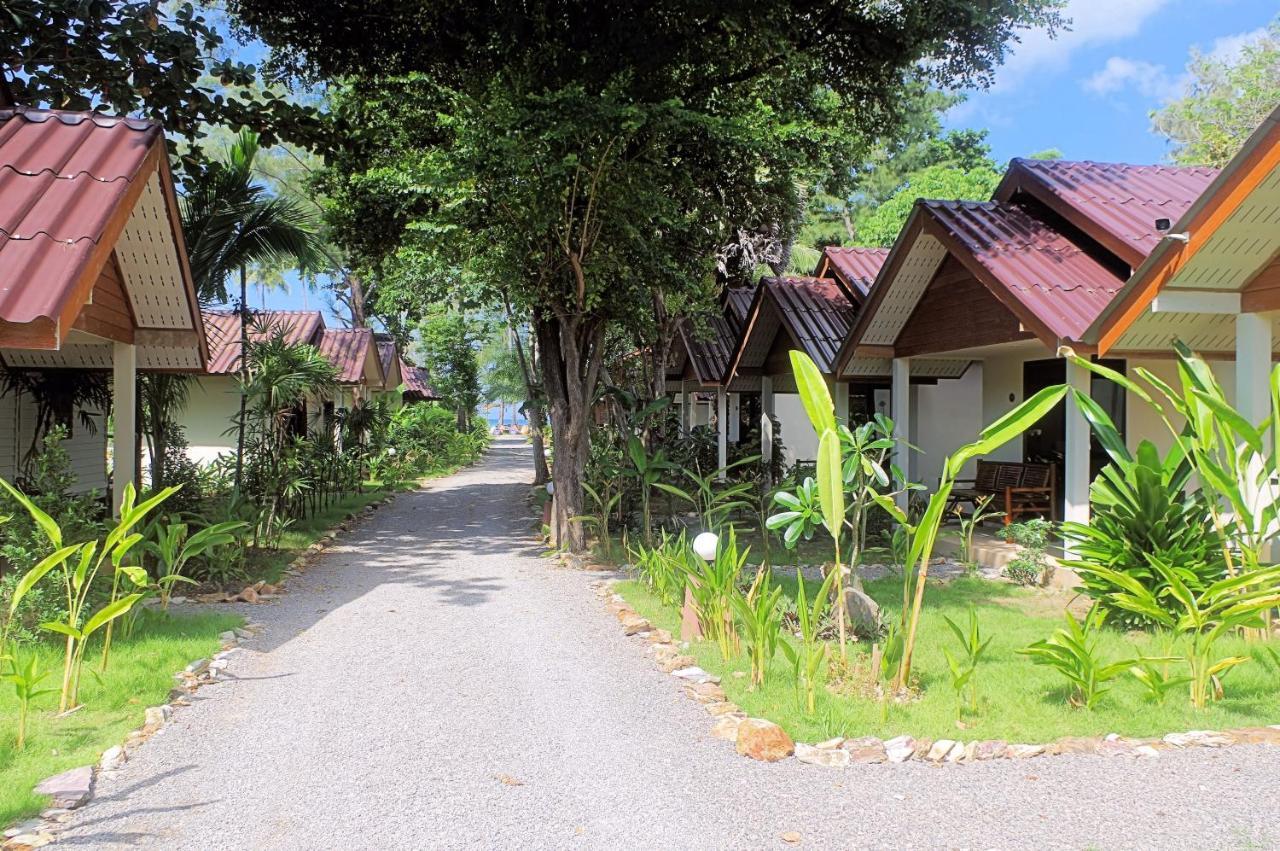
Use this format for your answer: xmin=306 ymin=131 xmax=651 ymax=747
xmin=594 ymin=578 xmax=1280 ymax=768
xmin=2 ymin=495 xmax=399 ymax=849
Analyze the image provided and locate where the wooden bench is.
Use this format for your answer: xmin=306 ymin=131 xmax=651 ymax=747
xmin=948 ymin=459 xmax=1056 ymax=525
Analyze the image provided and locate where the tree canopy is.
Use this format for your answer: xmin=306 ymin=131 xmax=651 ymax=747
xmin=229 ymin=0 xmax=1061 ymax=549
xmin=1153 ymin=18 xmax=1280 ymax=167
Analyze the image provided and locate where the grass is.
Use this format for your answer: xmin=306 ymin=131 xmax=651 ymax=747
xmin=617 ymin=571 xmax=1280 ymax=745
xmin=0 ymin=609 xmax=240 ymax=825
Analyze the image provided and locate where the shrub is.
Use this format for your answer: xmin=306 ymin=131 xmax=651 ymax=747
xmin=387 ymin=404 xmax=488 ymax=475
xmin=1062 ymin=441 xmax=1223 ymax=629
xmin=1002 ymin=519 xmax=1053 ymax=586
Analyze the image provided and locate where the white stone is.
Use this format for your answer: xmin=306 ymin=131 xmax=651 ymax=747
xmin=671 ymin=666 xmax=719 ymax=684
xmin=884 ymin=735 xmax=916 ymax=763
xmin=795 ymin=743 xmax=851 ymax=768
xmin=99 ymin=745 xmax=126 ymax=771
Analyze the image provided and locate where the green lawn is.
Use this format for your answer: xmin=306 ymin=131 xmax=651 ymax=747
xmin=0 ymin=610 xmax=240 ymax=826
xmin=617 ymin=573 xmax=1280 ymax=744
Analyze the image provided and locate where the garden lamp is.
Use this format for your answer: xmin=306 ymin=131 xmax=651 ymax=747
xmin=693 ymin=531 xmax=718 ymax=561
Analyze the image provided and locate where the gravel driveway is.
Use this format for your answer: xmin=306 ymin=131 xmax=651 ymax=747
xmin=56 ymin=436 xmax=1280 ymax=850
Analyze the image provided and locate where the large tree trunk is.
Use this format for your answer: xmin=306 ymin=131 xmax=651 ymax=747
xmin=537 ymin=308 xmax=604 ymax=552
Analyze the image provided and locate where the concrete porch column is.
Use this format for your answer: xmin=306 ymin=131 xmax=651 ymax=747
xmin=1063 ymin=358 xmax=1091 ymax=553
xmin=1236 ymin=312 xmax=1273 ymax=539
xmin=112 ymin=340 xmax=137 ymax=516
xmin=728 ymin=392 xmax=741 ymax=443
xmin=760 ymin=375 xmax=775 ymax=485
xmin=892 ymin=357 xmax=910 ymax=510
xmin=832 ymin=379 xmax=850 ymax=426
xmin=680 ymin=382 xmax=693 ymax=436
xmin=716 ymin=385 xmax=728 ymax=477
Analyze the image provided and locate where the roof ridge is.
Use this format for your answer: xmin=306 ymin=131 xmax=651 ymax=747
xmin=0 ymin=108 xmax=159 ymax=132
xmin=1010 ymin=156 xmax=1219 ymax=174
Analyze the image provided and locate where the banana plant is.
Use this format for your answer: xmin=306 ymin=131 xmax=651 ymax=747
xmin=875 ymin=382 xmax=1069 ymax=690
xmin=2 ymin=480 xmax=178 ymax=712
xmin=2 ymin=642 xmax=57 ymax=750
xmin=576 ymin=483 xmax=622 ymax=558
xmin=779 ymin=567 xmax=838 ymax=714
xmin=145 ymin=517 xmax=250 ymax=610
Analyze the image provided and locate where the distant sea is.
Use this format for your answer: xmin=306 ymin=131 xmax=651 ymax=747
xmin=483 ymin=406 xmax=528 ymax=428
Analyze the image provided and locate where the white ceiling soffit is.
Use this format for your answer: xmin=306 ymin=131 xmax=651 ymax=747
xmin=859 ymin=234 xmax=947 ymax=346
xmin=114 ymin=172 xmax=194 ymax=330
xmin=1113 ymin=311 xmax=1280 ymax=354
xmin=2 ymin=343 xmax=203 ymax=371
xmin=842 ymin=356 xmax=969 ymax=379
xmin=1165 ymin=161 xmax=1280 ymax=292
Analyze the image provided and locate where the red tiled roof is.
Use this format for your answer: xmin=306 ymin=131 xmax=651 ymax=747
xmin=316 ymin=327 xmax=377 ymax=384
xmin=995 ymin=158 xmax=1219 ymax=266
xmin=762 ymin=276 xmax=855 ymax=372
xmin=401 ymin=361 xmax=439 ymax=399
xmin=816 ymin=246 xmax=890 ymax=298
xmin=203 ymin=310 xmax=326 ymax=374
xmin=921 ymin=200 xmax=1124 ymax=342
xmin=0 ymin=109 xmax=160 ymax=337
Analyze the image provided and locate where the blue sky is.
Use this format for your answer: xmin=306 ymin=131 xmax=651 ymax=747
xmin=946 ymin=0 xmax=1276 ymax=164
xmin=258 ymin=0 xmax=1276 ymax=312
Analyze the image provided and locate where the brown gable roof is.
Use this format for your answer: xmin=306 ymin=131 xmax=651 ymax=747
xmin=728 ymin=276 xmax=856 ymax=380
xmin=0 ymin=108 xmax=206 ymax=363
xmin=401 ymin=361 xmax=439 ymax=400
xmin=814 ymin=246 xmax=890 ymax=300
xmin=316 ymin=327 xmax=380 ymax=385
xmin=203 ymin=310 xmax=326 ymax=374
xmin=995 ymin=158 xmax=1218 ymax=268
xmin=921 ymin=200 xmax=1124 ymax=343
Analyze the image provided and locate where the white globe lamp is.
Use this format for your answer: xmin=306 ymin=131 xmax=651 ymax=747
xmin=692 ymin=531 xmax=719 ymax=562
xmin=545 ymin=481 xmax=555 ymax=495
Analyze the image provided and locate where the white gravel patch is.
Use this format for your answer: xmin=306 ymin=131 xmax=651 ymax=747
xmin=54 ymin=437 xmax=1280 ymax=850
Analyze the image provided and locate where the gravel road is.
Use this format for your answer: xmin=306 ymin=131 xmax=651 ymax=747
xmin=56 ymin=436 xmax=1280 ymax=850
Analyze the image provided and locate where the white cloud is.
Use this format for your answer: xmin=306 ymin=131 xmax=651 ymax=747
xmin=992 ymin=0 xmax=1170 ymax=91
xmin=1083 ymin=57 xmax=1187 ymax=101
xmin=1206 ymin=26 xmax=1269 ymax=63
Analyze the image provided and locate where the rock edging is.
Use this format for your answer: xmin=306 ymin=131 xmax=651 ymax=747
xmin=1 ymin=621 xmax=266 ymax=849
xmin=593 ymin=578 xmax=1280 ymax=770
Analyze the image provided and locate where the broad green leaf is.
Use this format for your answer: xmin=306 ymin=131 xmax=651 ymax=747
xmin=0 ymin=478 xmax=61 ymax=547
xmin=8 ymin=544 xmax=81 ymax=615
xmin=82 ymin=593 xmax=145 ymax=637
xmin=790 ymin=350 xmax=836 ymax=435
xmin=817 ymin=429 xmax=844 ymax=539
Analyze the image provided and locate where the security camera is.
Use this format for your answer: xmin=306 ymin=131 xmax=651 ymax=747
xmin=1154 ymin=217 xmax=1172 ymax=232
xmin=1154 ymin=217 xmax=1190 ymax=243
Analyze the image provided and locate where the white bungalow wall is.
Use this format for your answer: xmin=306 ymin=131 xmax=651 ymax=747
xmin=0 ymin=390 xmax=107 ymax=494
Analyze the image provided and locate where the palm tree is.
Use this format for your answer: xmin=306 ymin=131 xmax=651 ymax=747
xmin=141 ymin=129 xmax=322 ymax=490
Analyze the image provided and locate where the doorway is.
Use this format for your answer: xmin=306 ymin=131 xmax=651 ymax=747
xmin=1022 ymin=357 xmax=1126 ymax=513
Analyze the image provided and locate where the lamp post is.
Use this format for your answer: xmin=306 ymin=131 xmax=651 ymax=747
xmin=682 ymin=531 xmax=717 ymax=641
xmin=543 ymin=480 xmax=555 ymax=529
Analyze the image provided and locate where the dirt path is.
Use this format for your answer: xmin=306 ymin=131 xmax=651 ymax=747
xmin=56 ymin=437 xmax=1280 ymax=850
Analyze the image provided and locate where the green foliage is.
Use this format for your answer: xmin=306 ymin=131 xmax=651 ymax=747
xmin=663 ymin=456 xmax=759 ymax=534
xmin=953 ymin=494 xmax=1000 ymax=575
xmin=1018 ymin=607 xmax=1136 ymax=710
xmin=418 ymin=313 xmax=482 ymax=429
xmin=779 ymin=567 xmax=839 ymax=714
xmin=853 ymin=161 xmax=1002 ymax=247
xmin=1001 ymin=519 xmax=1054 ymax=586
xmin=733 ymin=570 xmax=785 ymax=687
xmin=144 ymin=518 xmax=250 ymax=610
xmin=0 ymin=1 xmax=324 ymax=169
xmin=629 ymin=531 xmax=687 ymax=608
xmin=1153 ymin=19 xmax=1280 ymax=167
xmin=675 ymin=528 xmax=748 ymax=661
xmin=1076 ymin=558 xmax=1280 ymax=710
xmin=942 ymin=605 xmax=992 ymax=718
xmin=0 ymin=643 xmax=56 ymax=751
xmin=1063 ymin=439 xmax=1223 ymax=628
xmin=1129 ymin=658 xmax=1191 ymax=706
xmin=387 ymin=405 xmax=489 ymax=476
xmin=767 ymin=477 xmax=826 ymax=549
xmin=626 ymin=437 xmax=681 ymax=546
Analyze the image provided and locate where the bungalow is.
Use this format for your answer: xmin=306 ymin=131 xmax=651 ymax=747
xmin=833 ymin=155 xmax=1224 ymax=525
xmin=180 ymin=310 xmax=391 ymax=464
xmin=0 ymin=108 xmax=208 ymax=510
